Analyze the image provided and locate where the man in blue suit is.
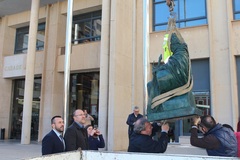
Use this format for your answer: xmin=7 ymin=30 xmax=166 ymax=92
xmin=42 ymin=116 xmax=65 ymax=155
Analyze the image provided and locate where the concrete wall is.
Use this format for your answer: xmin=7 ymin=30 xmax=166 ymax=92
xmin=29 ymin=150 xmax=238 ymax=160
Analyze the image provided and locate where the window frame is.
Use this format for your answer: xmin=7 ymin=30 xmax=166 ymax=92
xmin=72 ymin=10 xmax=102 ymax=44
xmin=233 ymin=0 xmax=240 ymax=20
xmin=153 ymin=0 xmax=207 ymax=32
xmin=14 ymin=23 xmax=45 ymax=54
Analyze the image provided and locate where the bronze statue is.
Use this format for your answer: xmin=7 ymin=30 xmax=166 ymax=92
xmin=147 ymin=33 xmax=203 ymax=121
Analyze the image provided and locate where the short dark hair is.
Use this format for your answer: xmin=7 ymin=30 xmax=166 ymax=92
xmin=133 ymin=106 xmax=139 ymax=111
xmin=200 ymin=115 xmax=216 ymax=130
xmin=51 ymin=115 xmax=62 ymax=124
xmin=85 ymin=124 xmax=93 ymax=130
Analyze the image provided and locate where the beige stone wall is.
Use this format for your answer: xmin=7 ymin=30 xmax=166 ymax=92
xmin=135 ymin=0 xmax=144 ymax=112
xmin=60 ymin=0 xmax=102 ymax=15
xmin=0 ymin=16 xmax=17 ymax=139
xmin=38 ymin=2 xmax=65 ymax=141
xmin=233 ymin=21 xmax=240 ymax=56
xmin=150 ymin=25 xmax=210 ymax=62
xmin=106 ymin=0 xmax=134 ymax=151
xmin=206 ymin=0 xmax=237 ymax=126
xmin=57 ymin=42 xmax=101 ymax=72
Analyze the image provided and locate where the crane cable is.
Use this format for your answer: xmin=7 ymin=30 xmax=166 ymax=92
xmin=151 ymin=0 xmax=193 ymax=109
xmin=163 ymin=0 xmax=185 ymax=63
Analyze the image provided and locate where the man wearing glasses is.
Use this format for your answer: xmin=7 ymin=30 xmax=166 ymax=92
xmin=190 ymin=115 xmax=237 ymax=157
xmin=64 ymin=109 xmax=89 ymax=151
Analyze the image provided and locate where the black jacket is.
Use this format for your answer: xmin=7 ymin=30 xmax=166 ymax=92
xmin=126 ymin=113 xmax=143 ymax=137
xmin=64 ymin=122 xmax=89 ymax=151
xmin=128 ymin=132 xmax=168 ymax=153
xmin=88 ymin=135 xmax=105 ymax=150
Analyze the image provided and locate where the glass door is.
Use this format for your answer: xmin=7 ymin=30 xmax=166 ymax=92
xmin=10 ymin=78 xmax=41 ymax=140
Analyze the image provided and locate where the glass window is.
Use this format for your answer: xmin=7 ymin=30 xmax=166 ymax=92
xmin=236 ymin=57 xmax=240 ymax=114
xmin=69 ymin=72 xmax=99 ymax=127
xmin=182 ymin=59 xmax=211 ymax=136
xmin=153 ymin=0 xmax=207 ymax=32
xmin=14 ymin=23 xmax=45 ymax=54
xmin=10 ymin=78 xmax=41 ymax=140
xmin=233 ymin=0 xmax=240 ymax=20
xmin=72 ymin=11 xmax=102 ymax=44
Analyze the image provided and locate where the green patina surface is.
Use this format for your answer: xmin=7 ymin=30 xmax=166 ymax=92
xmin=147 ymin=33 xmax=203 ymax=121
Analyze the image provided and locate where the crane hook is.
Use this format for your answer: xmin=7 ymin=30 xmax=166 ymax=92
xmin=166 ymin=0 xmax=175 ymax=12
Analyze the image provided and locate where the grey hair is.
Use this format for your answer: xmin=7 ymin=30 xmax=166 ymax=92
xmin=133 ymin=106 xmax=139 ymax=111
xmin=133 ymin=117 xmax=148 ymax=133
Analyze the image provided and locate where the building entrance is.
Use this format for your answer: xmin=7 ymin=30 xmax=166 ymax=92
xmin=10 ymin=78 xmax=41 ymax=140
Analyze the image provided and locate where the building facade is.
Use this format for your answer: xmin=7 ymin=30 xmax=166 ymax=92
xmin=0 ymin=0 xmax=240 ymax=151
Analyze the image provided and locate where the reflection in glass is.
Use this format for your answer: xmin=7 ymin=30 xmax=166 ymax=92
xmin=233 ymin=0 xmax=240 ymax=20
xmin=153 ymin=0 xmax=207 ymax=32
xmin=15 ymin=23 xmax=45 ymax=54
xmin=36 ymin=30 xmax=45 ymax=50
xmin=69 ymin=72 xmax=99 ymax=127
xmin=234 ymin=0 xmax=240 ymax=11
xmin=10 ymin=78 xmax=41 ymax=140
xmin=154 ymin=3 xmax=169 ymax=24
xmin=179 ymin=19 xmax=207 ymax=28
xmin=72 ymin=11 xmax=102 ymax=44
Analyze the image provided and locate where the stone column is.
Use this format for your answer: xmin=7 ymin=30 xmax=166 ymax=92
xmin=21 ymin=0 xmax=40 ymax=144
xmin=207 ymin=0 xmax=234 ymax=124
xmin=38 ymin=2 xmax=65 ymax=141
xmin=107 ymin=0 xmax=134 ymax=151
xmin=226 ymin=1 xmax=239 ymax=130
xmin=0 ymin=16 xmax=14 ymax=140
xmin=98 ymin=0 xmax=111 ymax=150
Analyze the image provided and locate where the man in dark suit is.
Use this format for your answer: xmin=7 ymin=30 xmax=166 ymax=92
xmin=42 ymin=116 xmax=65 ymax=155
xmin=64 ymin=109 xmax=89 ymax=151
xmin=126 ymin=106 xmax=143 ymax=139
xmin=128 ymin=117 xmax=169 ymax=153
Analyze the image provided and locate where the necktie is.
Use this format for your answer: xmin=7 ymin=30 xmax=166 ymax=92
xmin=59 ymin=135 xmax=65 ymax=150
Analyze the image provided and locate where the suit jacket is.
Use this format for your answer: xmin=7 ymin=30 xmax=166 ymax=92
xmin=88 ymin=134 xmax=105 ymax=150
xmin=42 ymin=130 xmax=65 ymax=155
xmin=64 ymin=121 xmax=89 ymax=151
xmin=126 ymin=113 xmax=143 ymax=138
